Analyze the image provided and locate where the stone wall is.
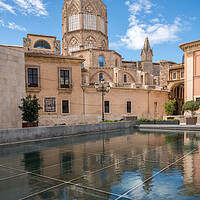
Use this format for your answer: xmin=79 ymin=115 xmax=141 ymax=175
xmin=0 ymin=46 xmax=25 ymax=129
xmin=159 ymin=61 xmax=171 ymax=87
xmin=0 ymin=121 xmax=136 ymax=144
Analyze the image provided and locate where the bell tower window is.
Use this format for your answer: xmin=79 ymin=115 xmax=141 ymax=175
xmin=84 ymin=5 xmax=96 ymax=30
xmin=68 ymin=37 xmax=79 ymax=53
xmin=84 ymin=36 xmax=97 ymax=49
xmin=68 ymin=4 xmax=80 ymax=32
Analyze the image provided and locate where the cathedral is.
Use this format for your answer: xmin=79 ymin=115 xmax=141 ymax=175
xmin=0 ymin=0 xmax=185 ymax=128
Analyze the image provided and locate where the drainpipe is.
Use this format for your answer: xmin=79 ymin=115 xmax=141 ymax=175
xmin=148 ymin=89 xmax=151 ymax=119
xmin=82 ymin=85 xmax=86 ymax=123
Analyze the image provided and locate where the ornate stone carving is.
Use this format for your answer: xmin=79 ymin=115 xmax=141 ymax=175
xmin=84 ymin=36 xmax=97 ymax=49
xmin=70 ymin=4 xmax=79 ymax=15
xmin=23 ymin=38 xmax=31 ymax=51
xmin=102 ymin=40 xmax=106 ymax=49
xmin=54 ymin=40 xmax=61 ymax=54
xmin=69 ymin=37 xmax=79 ymax=47
xmin=187 ymin=52 xmax=193 ymax=57
xmin=85 ymin=5 xmax=95 ymax=14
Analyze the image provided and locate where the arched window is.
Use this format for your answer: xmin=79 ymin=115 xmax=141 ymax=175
xmin=68 ymin=4 xmax=80 ymax=31
xmin=84 ymin=36 xmax=97 ymax=49
xmin=124 ymin=74 xmax=127 ymax=83
xmin=115 ymin=59 xmax=118 ymax=68
xmin=84 ymin=5 xmax=96 ymax=30
xmin=98 ymin=56 xmax=105 ymax=67
xmin=68 ymin=37 xmax=79 ymax=53
xmin=34 ymin=41 xmax=50 ymax=49
xmin=99 ymin=73 xmax=103 ymax=81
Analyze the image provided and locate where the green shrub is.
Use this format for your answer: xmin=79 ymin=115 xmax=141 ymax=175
xmin=155 ymin=119 xmax=164 ymax=121
xmin=167 ymin=119 xmax=179 ymax=121
xmin=100 ymin=120 xmax=114 ymax=123
xmin=137 ymin=118 xmax=150 ymax=122
xmin=18 ymin=94 xmax=42 ymax=122
xmin=182 ymin=100 xmax=200 ymax=117
xmin=164 ymin=99 xmax=176 ymax=116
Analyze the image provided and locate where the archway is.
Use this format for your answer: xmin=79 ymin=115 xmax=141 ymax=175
xmin=169 ymin=82 xmax=184 ymax=115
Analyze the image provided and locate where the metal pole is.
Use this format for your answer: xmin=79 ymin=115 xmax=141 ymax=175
xmin=148 ymin=89 xmax=151 ymax=119
xmin=83 ymin=87 xmax=85 ymax=123
xmin=102 ymin=85 xmax=104 ymax=121
xmin=148 ymin=90 xmax=150 ymax=119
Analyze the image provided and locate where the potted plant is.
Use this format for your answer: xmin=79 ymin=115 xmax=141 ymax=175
xmin=164 ymin=99 xmax=176 ymax=119
xmin=182 ymin=100 xmax=200 ymax=125
xmin=19 ymin=94 xmax=42 ymax=128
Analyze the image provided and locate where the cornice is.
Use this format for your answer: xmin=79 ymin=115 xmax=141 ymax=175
xmin=179 ymin=39 xmax=200 ymax=52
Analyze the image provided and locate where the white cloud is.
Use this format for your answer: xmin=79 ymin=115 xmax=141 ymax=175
xmin=150 ymin=18 xmax=160 ymax=23
xmin=114 ymin=0 xmax=183 ymax=50
xmin=0 ymin=19 xmax=27 ymax=31
xmin=0 ymin=1 xmax=15 ymax=14
xmin=13 ymin=0 xmax=48 ymax=16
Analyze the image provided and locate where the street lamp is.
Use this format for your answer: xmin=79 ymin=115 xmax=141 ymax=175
xmin=95 ymin=79 xmax=110 ymax=121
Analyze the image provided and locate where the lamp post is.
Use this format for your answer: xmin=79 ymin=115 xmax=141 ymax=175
xmin=95 ymin=79 xmax=110 ymax=121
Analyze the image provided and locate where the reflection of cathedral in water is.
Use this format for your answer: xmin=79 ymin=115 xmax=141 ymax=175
xmin=19 ymin=130 xmax=200 ymax=199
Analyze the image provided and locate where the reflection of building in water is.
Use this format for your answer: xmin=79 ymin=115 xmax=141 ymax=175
xmin=21 ymin=131 xmax=200 ymax=199
xmin=182 ymin=132 xmax=200 ymax=196
xmin=25 ymin=132 xmax=188 ymax=198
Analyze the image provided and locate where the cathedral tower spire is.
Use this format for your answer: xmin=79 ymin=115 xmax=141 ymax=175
xmin=141 ymin=36 xmax=153 ymax=62
xmin=62 ymin=0 xmax=109 ymax=55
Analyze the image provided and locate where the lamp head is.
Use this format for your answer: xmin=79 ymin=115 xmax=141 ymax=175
xmin=95 ymin=82 xmax=99 ymax=89
xmin=107 ymin=84 xmax=110 ymax=91
xmin=101 ymin=78 xmax=104 ymax=85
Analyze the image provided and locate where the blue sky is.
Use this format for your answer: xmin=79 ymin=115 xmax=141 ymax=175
xmin=0 ymin=0 xmax=199 ymax=63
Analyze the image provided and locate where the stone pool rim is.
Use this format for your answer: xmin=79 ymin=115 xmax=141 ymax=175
xmin=0 ymin=121 xmax=136 ymax=144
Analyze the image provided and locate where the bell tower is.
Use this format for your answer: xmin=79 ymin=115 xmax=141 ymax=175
xmin=141 ymin=36 xmax=153 ymax=62
xmin=62 ymin=0 xmax=109 ymax=55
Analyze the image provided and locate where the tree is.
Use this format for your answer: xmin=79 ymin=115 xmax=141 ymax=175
xmin=182 ymin=100 xmax=200 ymax=117
xmin=164 ymin=99 xmax=176 ymax=115
xmin=19 ymin=94 xmax=42 ymax=122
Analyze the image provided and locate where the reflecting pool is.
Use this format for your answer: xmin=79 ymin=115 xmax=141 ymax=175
xmin=0 ymin=128 xmax=200 ymax=199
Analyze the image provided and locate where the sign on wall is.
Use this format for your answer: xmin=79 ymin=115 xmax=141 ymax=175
xmin=44 ymin=97 xmax=56 ymax=112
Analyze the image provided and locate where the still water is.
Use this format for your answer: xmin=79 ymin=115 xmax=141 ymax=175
xmin=0 ymin=128 xmax=200 ymax=200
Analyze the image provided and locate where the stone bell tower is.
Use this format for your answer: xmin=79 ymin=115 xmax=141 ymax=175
xmin=141 ymin=36 xmax=153 ymax=62
xmin=62 ymin=0 xmax=109 ymax=55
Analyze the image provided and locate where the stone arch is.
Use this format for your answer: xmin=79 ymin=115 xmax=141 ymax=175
xmin=68 ymin=37 xmax=80 ymax=53
xmin=123 ymin=72 xmax=136 ymax=83
xmin=84 ymin=35 xmax=97 ymax=49
xmin=83 ymin=3 xmax=97 ymax=30
xmin=83 ymin=3 xmax=96 ymax=15
xmin=90 ymin=70 xmax=113 ymax=83
xmin=68 ymin=3 xmax=79 ymax=15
